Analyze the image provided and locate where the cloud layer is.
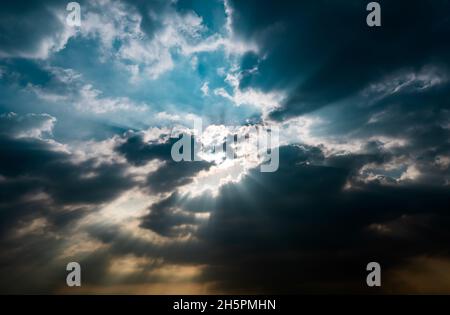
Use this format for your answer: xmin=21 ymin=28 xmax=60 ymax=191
xmin=0 ymin=0 xmax=449 ymax=294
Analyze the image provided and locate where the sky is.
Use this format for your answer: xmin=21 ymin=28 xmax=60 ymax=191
xmin=0 ymin=0 xmax=450 ymax=294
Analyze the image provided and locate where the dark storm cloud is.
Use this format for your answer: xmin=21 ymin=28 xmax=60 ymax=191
xmin=0 ymin=225 xmax=71 ymax=294
xmin=0 ymin=113 xmax=139 ymax=292
xmin=188 ymin=146 xmax=450 ymax=293
xmin=372 ymin=86 xmax=450 ymax=142
xmin=116 ymin=132 xmax=212 ymax=193
xmin=0 ymin=0 xmax=69 ymax=59
xmin=116 ymin=133 xmax=174 ymax=166
xmin=84 ymin=221 xmax=206 ymax=262
xmin=325 ymin=70 xmax=450 ymax=138
xmin=139 ymin=190 xmax=216 ymax=237
xmin=121 ymin=143 xmax=450 ymax=293
xmin=0 ymin=191 xmax=90 ymax=293
xmin=0 ymin=113 xmax=213 ymax=292
xmin=0 ymin=111 xmax=135 ymax=239
xmin=115 ymin=131 xmax=215 ymax=236
xmin=317 ymin=77 xmax=450 ymax=185
xmin=140 ymin=192 xmax=198 ymax=237
xmin=147 ymin=159 xmax=211 ymax=193
xmin=128 ymin=138 xmax=449 ymax=293
xmin=228 ymin=0 xmax=450 ymax=120
xmin=0 ymin=135 xmax=134 ymax=205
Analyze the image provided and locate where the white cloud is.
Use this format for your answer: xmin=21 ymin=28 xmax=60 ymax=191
xmin=0 ymin=0 xmax=257 ymax=78
xmin=79 ymin=0 xmax=256 ymax=80
xmin=0 ymin=112 xmax=56 ymax=139
xmin=75 ymin=84 xmax=148 ymax=114
xmin=0 ymin=5 xmax=78 ymax=59
xmin=400 ymin=164 xmax=421 ymax=181
xmin=364 ymin=65 xmax=448 ymax=101
xmin=213 ymin=68 xmax=285 ymax=116
xmin=200 ymin=82 xmax=209 ymax=96
xmin=27 ymin=66 xmax=149 ymax=114
xmin=118 ymin=38 xmax=174 ymax=79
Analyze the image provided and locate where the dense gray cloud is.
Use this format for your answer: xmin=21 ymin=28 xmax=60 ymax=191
xmin=0 ymin=112 xmax=135 ymax=243
xmin=228 ymin=0 xmax=450 ymax=120
xmin=146 ymin=146 xmax=450 ymax=293
xmin=0 ymin=0 xmax=72 ymax=59
xmin=116 ymin=132 xmax=212 ymax=193
xmin=109 ymin=144 xmax=450 ymax=293
xmin=0 ymin=136 xmax=134 ymax=205
xmin=140 ymin=192 xmax=198 ymax=237
xmin=0 ymin=113 xmax=137 ymax=293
